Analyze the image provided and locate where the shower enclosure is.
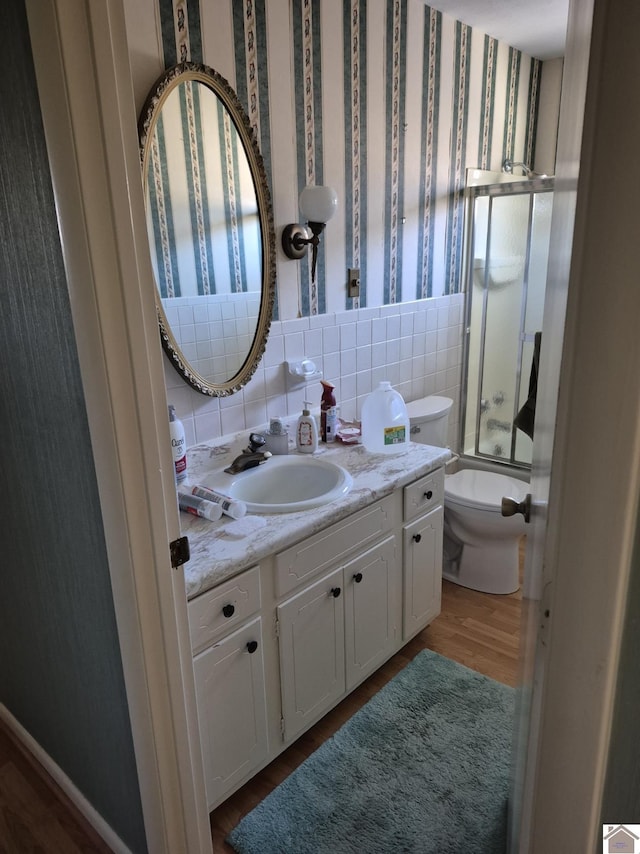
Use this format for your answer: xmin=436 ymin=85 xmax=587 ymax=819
xmin=461 ymin=171 xmax=554 ymax=469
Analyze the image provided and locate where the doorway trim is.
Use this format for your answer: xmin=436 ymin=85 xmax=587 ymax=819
xmin=512 ymin=0 xmax=640 ymax=849
xmin=25 ymin=1 xmax=211 ymax=851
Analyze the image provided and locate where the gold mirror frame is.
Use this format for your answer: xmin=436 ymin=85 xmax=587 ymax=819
xmin=138 ymin=62 xmax=276 ymax=396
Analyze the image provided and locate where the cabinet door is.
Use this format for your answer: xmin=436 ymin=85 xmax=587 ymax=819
xmin=343 ymin=535 xmax=401 ymax=690
xmin=277 ymin=566 xmax=345 ymax=742
xmin=403 ymin=505 xmax=443 ymax=640
xmin=193 ymin=617 xmax=268 ymax=809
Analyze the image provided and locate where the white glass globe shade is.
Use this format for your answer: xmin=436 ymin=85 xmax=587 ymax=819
xmin=299 ymin=185 xmax=338 ymax=223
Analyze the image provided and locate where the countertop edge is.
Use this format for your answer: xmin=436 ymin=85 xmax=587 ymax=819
xmin=181 ymin=437 xmax=450 ymax=601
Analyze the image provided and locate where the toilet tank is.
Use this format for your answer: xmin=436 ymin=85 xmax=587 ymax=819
xmin=405 ymin=396 xmax=453 ymax=447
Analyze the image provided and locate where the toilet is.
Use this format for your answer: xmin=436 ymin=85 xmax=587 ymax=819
xmin=406 ymin=395 xmax=528 ymax=594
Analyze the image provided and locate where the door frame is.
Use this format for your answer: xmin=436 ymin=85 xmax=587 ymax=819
xmin=25 ymin=1 xmax=211 ymax=851
xmin=512 ymin=0 xmax=640 ymax=848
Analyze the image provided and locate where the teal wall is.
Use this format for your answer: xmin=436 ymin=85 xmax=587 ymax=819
xmin=600 ymin=509 xmax=640 ymax=821
xmin=0 ymin=2 xmax=147 ymax=851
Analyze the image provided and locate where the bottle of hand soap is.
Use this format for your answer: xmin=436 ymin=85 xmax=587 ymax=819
xmin=296 ymin=402 xmax=318 ymax=453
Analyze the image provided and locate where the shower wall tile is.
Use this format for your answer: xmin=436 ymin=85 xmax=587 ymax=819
xmin=321 ymin=348 xmax=339 ymax=375
xmin=284 ymin=332 xmax=305 ymax=361
xmin=323 ymin=325 xmax=340 ymax=353
xmin=372 ymin=317 xmax=387 ymax=343
xmin=167 ymin=294 xmax=464 ymax=453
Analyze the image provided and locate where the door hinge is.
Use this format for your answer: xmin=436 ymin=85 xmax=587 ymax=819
xmin=280 ymin=717 xmax=286 ymax=739
xmin=170 ymin=535 xmax=190 ymax=568
xmin=274 ymin=618 xmax=280 ymax=637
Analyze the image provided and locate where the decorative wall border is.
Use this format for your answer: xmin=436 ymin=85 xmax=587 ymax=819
xmin=343 ymin=0 xmax=368 ymax=309
xmin=148 ymin=115 xmax=180 ymax=298
xmin=232 ymin=0 xmax=276 ymax=313
xmin=524 ymin=59 xmax=541 ymax=170
xmin=502 ymin=46 xmax=521 ymax=163
xmin=232 ymin=1 xmax=273 ymax=187
xmin=220 ymin=104 xmax=248 ymax=293
xmin=478 ymin=35 xmax=497 ymax=169
xmin=293 ymin=0 xmax=326 ymax=316
xmin=444 ymin=20 xmax=471 ymax=295
xmin=159 ymin=0 xmax=202 ymax=66
xmin=417 ymin=6 xmax=441 ymax=300
xmin=179 ymin=80 xmax=214 ymax=295
xmin=383 ymin=0 xmax=408 ymax=305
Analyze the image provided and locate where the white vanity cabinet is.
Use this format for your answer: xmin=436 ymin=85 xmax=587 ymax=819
xmin=189 ymin=567 xmax=269 ymax=810
xmin=277 ymin=533 xmax=400 ymax=742
xmin=187 ymin=462 xmax=445 ymax=810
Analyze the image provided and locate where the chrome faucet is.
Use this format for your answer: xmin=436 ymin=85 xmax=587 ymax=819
xmin=224 ymin=433 xmax=272 ymax=474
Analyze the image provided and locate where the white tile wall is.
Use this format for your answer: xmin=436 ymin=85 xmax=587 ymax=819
xmin=163 ymin=292 xmax=260 ymax=385
xmin=164 ymin=294 xmax=465 ymax=450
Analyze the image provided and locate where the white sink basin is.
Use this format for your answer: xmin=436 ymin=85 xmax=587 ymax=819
xmin=225 ymin=455 xmax=353 ymax=513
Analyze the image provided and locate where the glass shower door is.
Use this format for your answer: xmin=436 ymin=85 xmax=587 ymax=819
xmin=462 ymin=180 xmax=553 ymax=468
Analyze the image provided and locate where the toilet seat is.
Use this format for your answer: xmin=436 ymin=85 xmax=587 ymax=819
xmin=445 ymin=469 xmax=527 ymax=512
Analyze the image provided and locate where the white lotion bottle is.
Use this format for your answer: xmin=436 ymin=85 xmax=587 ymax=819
xmin=296 ymin=401 xmax=318 ymax=453
xmin=168 ymin=404 xmax=187 ymax=481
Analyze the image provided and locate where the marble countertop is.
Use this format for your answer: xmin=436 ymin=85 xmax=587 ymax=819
xmin=180 ymin=432 xmax=450 ymax=601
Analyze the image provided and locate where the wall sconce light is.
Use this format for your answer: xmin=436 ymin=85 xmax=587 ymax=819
xmin=282 ymin=185 xmax=338 ymax=283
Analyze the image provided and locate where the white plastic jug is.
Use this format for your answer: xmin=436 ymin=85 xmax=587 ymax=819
xmin=361 ymin=381 xmax=410 ymax=454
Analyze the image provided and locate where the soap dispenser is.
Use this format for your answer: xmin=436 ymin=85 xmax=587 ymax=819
xmin=296 ymin=402 xmax=318 ymax=453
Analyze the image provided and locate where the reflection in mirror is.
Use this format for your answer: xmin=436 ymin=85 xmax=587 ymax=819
xmin=139 ymin=62 xmax=275 ymax=396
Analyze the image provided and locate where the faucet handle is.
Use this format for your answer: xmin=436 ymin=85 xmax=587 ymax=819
xmin=248 ymin=432 xmax=267 ymax=452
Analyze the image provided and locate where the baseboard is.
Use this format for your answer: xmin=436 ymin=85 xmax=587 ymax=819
xmin=0 ymin=703 xmax=132 ymax=854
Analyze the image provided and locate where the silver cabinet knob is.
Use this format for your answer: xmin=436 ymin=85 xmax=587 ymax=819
xmin=501 ymin=493 xmax=532 ymax=523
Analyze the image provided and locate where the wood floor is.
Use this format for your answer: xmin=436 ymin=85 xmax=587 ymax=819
xmin=0 ymin=554 xmax=522 ymax=854
xmin=0 ymin=724 xmax=112 ymax=854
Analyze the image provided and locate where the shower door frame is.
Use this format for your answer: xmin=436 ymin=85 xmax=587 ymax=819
xmin=459 ymin=176 xmax=554 ymax=471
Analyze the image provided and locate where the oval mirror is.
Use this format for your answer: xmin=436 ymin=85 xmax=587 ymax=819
xmin=138 ymin=62 xmax=276 ymax=396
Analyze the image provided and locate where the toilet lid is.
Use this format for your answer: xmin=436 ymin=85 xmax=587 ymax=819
xmin=445 ymin=469 xmax=528 ymax=511
xmin=405 ymin=395 xmax=453 ymax=423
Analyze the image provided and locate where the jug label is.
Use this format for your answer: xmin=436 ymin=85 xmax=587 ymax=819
xmin=384 ymin=426 xmax=406 ymax=445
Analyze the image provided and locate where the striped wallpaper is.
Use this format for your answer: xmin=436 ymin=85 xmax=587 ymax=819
xmin=152 ymin=0 xmax=543 ymax=318
xmin=344 ymin=0 xmax=367 ymax=309
xmin=144 ymin=78 xmax=261 ymax=299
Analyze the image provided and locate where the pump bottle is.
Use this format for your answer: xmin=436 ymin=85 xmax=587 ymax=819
xmin=296 ymin=402 xmax=318 ymax=453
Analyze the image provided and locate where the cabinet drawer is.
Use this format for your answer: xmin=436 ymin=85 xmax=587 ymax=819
xmin=189 ymin=566 xmax=261 ymax=654
xmin=275 ymin=494 xmax=397 ymax=597
xmin=403 ymin=468 xmax=444 ymax=523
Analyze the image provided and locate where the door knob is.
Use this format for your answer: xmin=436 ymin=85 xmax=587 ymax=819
xmin=501 ymin=493 xmax=532 ymax=523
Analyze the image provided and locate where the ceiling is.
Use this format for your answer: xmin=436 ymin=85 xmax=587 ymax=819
xmin=428 ymin=0 xmax=569 ymax=60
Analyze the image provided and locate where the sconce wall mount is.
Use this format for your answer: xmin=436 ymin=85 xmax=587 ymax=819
xmin=281 ymin=223 xmax=318 ymax=260
xmin=282 ymin=185 xmax=337 ymax=283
